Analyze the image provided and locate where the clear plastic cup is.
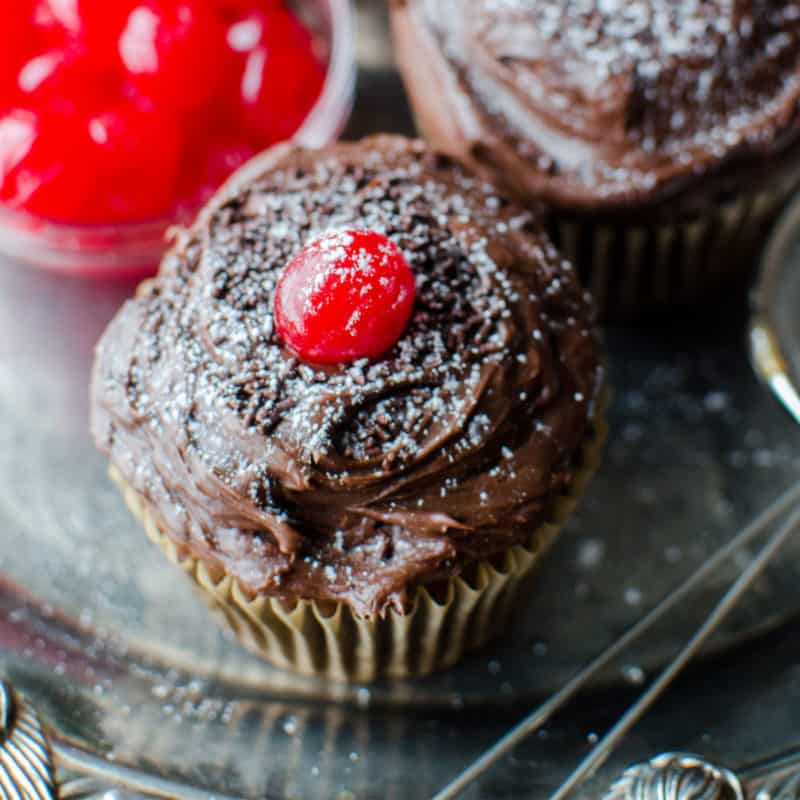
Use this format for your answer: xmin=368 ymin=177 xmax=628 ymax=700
xmin=0 ymin=0 xmax=355 ymax=279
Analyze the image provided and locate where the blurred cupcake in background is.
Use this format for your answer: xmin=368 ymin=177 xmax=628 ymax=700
xmin=390 ymin=0 xmax=800 ymax=316
xmin=0 ymin=0 xmax=353 ymax=275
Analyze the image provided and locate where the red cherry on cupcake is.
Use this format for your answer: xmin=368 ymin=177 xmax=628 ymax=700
xmin=274 ymin=230 xmax=416 ymax=364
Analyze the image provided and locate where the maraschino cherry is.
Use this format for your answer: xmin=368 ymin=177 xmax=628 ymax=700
xmin=274 ymin=230 xmax=416 ymax=364
xmin=118 ymin=0 xmax=229 ymax=113
xmin=229 ymin=7 xmax=325 ymax=146
xmin=33 ymin=1 xmax=134 ymax=56
xmin=0 ymin=0 xmax=325 ymax=231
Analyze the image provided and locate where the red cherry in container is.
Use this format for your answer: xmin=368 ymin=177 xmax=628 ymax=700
xmin=225 ymin=10 xmax=265 ymax=53
xmin=230 ymin=7 xmax=325 ymax=146
xmin=212 ymin=0 xmax=279 ymax=21
xmin=32 ymin=0 xmax=135 ymax=56
xmin=0 ymin=2 xmax=35 ymax=101
xmin=17 ymin=47 xmax=124 ymax=113
xmin=274 ymin=230 xmax=417 ymax=364
xmin=0 ymin=110 xmax=37 ymax=184
xmin=0 ymin=108 xmax=96 ymax=221
xmin=0 ymin=102 xmax=183 ymax=224
xmin=86 ymin=103 xmax=184 ymax=222
xmin=119 ymin=0 xmax=230 ymax=114
xmin=176 ymin=134 xmax=255 ymax=215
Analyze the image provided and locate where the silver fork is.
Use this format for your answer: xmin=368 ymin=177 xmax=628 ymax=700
xmin=432 ymin=480 xmax=800 ymax=800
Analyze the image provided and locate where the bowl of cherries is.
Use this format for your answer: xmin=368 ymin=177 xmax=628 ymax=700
xmin=0 ymin=0 xmax=354 ymax=276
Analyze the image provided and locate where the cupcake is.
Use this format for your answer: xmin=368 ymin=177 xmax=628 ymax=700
xmin=390 ymin=0 xmax=800 ymax=316
xmin=91 ymin=135 xmax=605 ymax=681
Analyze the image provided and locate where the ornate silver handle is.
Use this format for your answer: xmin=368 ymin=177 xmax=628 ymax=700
xmin=0 ymin=678 xmax=243 ymax=799
xmin=605 ymin=751 xmax=800 ymax=800
xmin=0 ymin=676 xmax=57 ymax=799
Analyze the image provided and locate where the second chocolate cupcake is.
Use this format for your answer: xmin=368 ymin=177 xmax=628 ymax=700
xmin=391 ymin=0 xmax=800 ymax=316
xmin=91 ymin=136 xmax=605 ymax=681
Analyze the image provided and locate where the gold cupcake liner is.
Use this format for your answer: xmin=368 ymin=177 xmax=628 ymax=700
xmin=111 ymin=402 xmax=607 ymax=683
xmin=549 ymin=185 xmax=793 ymax=318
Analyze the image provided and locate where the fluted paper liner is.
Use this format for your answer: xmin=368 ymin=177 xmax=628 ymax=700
xmin=111 ymin=403 xmax=607 ymax=683
xmin=550 ymin=184 xmax=792 ymax=318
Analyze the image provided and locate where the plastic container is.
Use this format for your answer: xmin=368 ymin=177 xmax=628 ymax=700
xmin=0 ymin=0 xmax=355 ymax=278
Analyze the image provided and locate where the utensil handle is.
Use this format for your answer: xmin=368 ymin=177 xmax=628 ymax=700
xmin=603 ymin=747 xmax=800 ymax=800
xmin=741 ymin=747 xmax=800 ymax=800
xmin=0 ymin=677 xmax=250 ymax=800
xmin=603 ymin=748 xmax=800 ymax=800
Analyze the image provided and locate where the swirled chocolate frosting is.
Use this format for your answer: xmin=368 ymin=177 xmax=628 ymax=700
xmin=391 ymin=0 xmax=800 ymax=212
xmin=91 ymin=136 xmax=602 ymax=617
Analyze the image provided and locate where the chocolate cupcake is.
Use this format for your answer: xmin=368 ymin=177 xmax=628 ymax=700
xmin=390 ymin=0 xmax=800 ymax=316
xmin=91 ymin=136 xmax=606 ymax=681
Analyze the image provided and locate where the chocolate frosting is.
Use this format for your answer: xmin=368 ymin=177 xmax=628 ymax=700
xmin=91 ymin=136 xmax=602 ymax=617
xmin=391 ymin=0 xmax=800 ymax=214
